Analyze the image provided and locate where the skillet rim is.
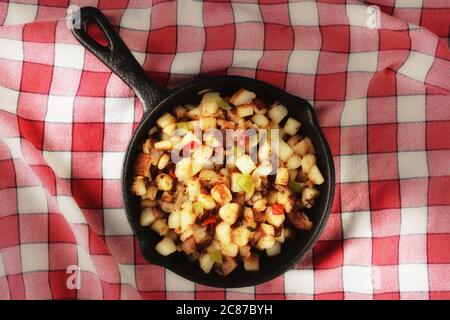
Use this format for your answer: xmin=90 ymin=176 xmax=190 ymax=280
xmin=122 ymin=75 xmax=335 ymax=288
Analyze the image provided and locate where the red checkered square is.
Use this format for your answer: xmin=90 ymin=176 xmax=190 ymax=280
xmin=0 ymin=216 xmax=19 ymax=248
xmin=428 ymin=150 xmax=450 ymax=176
xmin=428 ymin=206 xmax=450 ymax=234
xmin=49 ymin=243 xmax=77 ymax=270
xmin=77 ymin=71 xmax=110 ymax=97
xmin=429 ymin=176 xmax=450 ymax=206
xmin=341 ymin=182 xmax=370 ymax=212
xmin=103 ymin=123 xmax=133 ymax=152
xmin=379 ymin=29 xmax=410 ymax=51
xmin=23 ymin=21 xmax=56 ymax=43
xmin=135 ymin=265 xmax=165 ymax=291
xmin=368 ymin=124 xmax=397 ymax=153
xmin=177 ymin=26 xmax=205 ymax=52
xmin=400 ymin=178 xmax=428 ymax=208
xmin=0 ymin=59 xmax=22 ymax=91
xmin=427 ymin=121 xmax=450 ymax=150
xmin=0 ymin=160 xmax=15 ymax=188
xmin=19 ymin=214 xmax=48 ymax=243
xmin=285 ymin=74 xmax=316 ymax=101
xmin=371 ymin=209 xmax=401 ymax=238
xmin=73 ymin=97 xmax=105 ymax=123
xmin=255 ymin=276 xmax=284 ymax=299
xmin=367 ymin=97 xmax=397 ymax=125
xmin=370 ymin=180 xmax=400 ymax=210
xmin=147 ymin=27 xmax=177 ymax=53
xmin=31 ymin=165 xmax=56 ymax=195
xmin=72 ymin=123 xmax=104 ymax=152
xmin=72 ymin=152 xmax=102 ymax=179
xmin=265 ymin=24 xmax=294 ymax=50
xmin=372 ymin=265 xmax=399 ymax=294
xmin=72 ymin=179 xmax=102 ymax=209
xmin=23 ymin=272 xmax=52 ymax=299
xmin=316 ymin=73 xmax=346 ymax=101
xmin=369 ymin=153 xmax=398 ymax=181
xmin=292 ymin=26 xmax=322 ymax=50
xmin=17 ymin=92 xmax=48 ymax=121
xmin=314 ymin=267 xmax=343 ymax=295
xmin=398 ymin=122 xmax=426 ymax=152
xmin=373 ymin=237 xmax=399 ymax=266
xmin=235 ymin=22 xmax=264 ymax=49
xmin=150 ymin=0 xmax=176 ymax=29
xmin=21 ymin=62 xmax=53 ymax=94
xmin=313 ymin=240 xmax=343 ymax=269
xmin=18 ymin=118 xmax=44 ymax=150
xmin=49 ymin=213 xmax=76 ymax=244
xmin=428 ymin=234 xmax=450 ymax=263
xmin=0 ymin=189 xmax=16 ymax=218
xmin=349 ymin=28 xmax=379 ymax=52
xmin=205 ymin=25 xmax=235 ymax=51
xmin=105 ymin=236 xmax=135 ymax=264
xmin=321 ymin=127 xmax=339 ymax=156
xmin=315 ymin=101 xmax=344 ymax=127
xmin=317 ymin=51 xmax=348 ymax=74
xmin=428 ymin=264 xmax=450 ymax=292
xmin=340 ymin=126 xmax=366 ymax=155
xmin=42 ymin=122 xmax=72 ymax=151
xmin=368 ymin=71 xmax=397 ymax=97
xmin=23 ymin=42 xmax=54 ymax=66
xmin=49 ymin=271 xmax=76 ymax=299
xmin=320 ymin=25 xmax=349 ymax=52
xmin=256 ymin=70 xmax=286 ymax=89
xmin=399 ymin=234 xmax=427 ymax=264
xmin=344 ymin=238 xmax=372 ymax=266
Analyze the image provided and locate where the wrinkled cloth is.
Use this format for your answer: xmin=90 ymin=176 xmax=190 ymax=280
xmin=0 ymin=0 xmax=449 ymax=300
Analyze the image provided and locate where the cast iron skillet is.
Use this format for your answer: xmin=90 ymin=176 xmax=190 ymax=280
xmin=71 ymin=6 xmax=335 ymax=288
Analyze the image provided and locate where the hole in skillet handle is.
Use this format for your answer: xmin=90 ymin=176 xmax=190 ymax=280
xmin=70 ymin=6 xmax=169 ymax=112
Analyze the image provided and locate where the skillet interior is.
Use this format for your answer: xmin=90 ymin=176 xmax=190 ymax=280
xmin=122 ymin=75 xmax=335 ymax=288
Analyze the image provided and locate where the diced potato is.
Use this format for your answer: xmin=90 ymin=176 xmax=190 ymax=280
xmin=286 ymin=154 xmax=302 ymax=169
xmin=150 ymin=149 xmax=163 ymax=166
xmin=243 ymin=207 xmax=255 ymax=226
xmin=180 ymin=209 xmax=196 ymax=233
xmin=302 ymin=187 xmax=320 ymax=207
xmin=154 ymin=140 xmax=172 ymax=151
xmin=180 ymin=229 xmax=194 ymax=242
xmin=186 ymin=179 xmax=201 ymax=202
xmin=187 ymin=106 xmax=201 ymax=120
xmin=168 ymin=210 xmax=181 ymax=229
xmin=277 ymin=190 xmax=294 ymax=213
xmin=175 ymin=157 xmax=192 ymax=181
xmin=201 ymin=94 xmax=220 ymax=117
xmin=217 ymin=119 xmax=235 ymax=129
xmin=283 ymin=117 xmax=301 ymax=136
xmin=199 ymin=253 xmax=214 ymax=274
xmin=219 ymin=203 xmax=240 ymax=225
xmin=275 ymin=168 xmax=289 ymax=186
xmin=222 ymin=242 xmax=238 ymax=257
xmin=142 ymin=139 xmax=153 ymax=154
xmin=231 ymin=226 xmax=251 ymax=246
xmin=199 ymin=117 xmax=217 ymax=131
xmin=157 ymin=153 xmax=170 ymax=170
xmin=287 ymin=135 xmax=302 ymax=148
xmin=304 ymin=137 xmax=315 ymax=154
xmin=211 ymin=184 xmax=232 ymax=205
xmin=244 ymin=252 xmax=259 ymax=271
xmin=235 ymin=155 xmax=256 ymax=175
xmin=142 ymin=185 xmax=158 ymax=201
xmin=260 ymin=223 xmax=275 ymax=237
xmin=197 ymin=193 xmax=216 ymax=210
xmin=258 ymin=142 xmax=271 ymax=162
xmin=266 ymin=242 xmax=281 ymax=257
xmin=237 ymin=104 xmax=254 ymax=118
xmin=231 ymin=172 xmax=244 ymax=193
xmin=206 ymin=240 xmax=221 ymax=254
xmin=239 ymin=245 xmax=252 ymax=259
xmin=131 ymin=176 xmax=146 ymax=196
xmin=140 ymin=207 xmax=159 ymax=226
xmin=229 ymin=89 xmax=256 ymax=106
xmin=199 ymin=169 xmax=219 ymax=183
xmin=193 ymin=225 xmax=208 ymax=244
xmin=151 ymin=218 xmax=169 ymax=236
xmin=268 ymin=104 xmax=288 ymax=124
xmin=301 ymin=154 xmax=316 ymax=174
xmin=155 ymin=236 xmax=177 ymax=256
xmin=251 ymin=113 xmax=269 ymax=128
xmin=292 ymin=139 xmax=308 ymax=156
xmin=156 ymin=113 xmax=176 ymax=129
xmin=277 ymin=139 xmax=294 ymax=162
xmin=162 ymin=123 xmax=176 ymax=136
xmin=221 ymin=256 xmax=238 ymax=276
xmin=156 ymin=173 xmax=173 ymax=191
xmin=256 ymin=236 xmax=275 ymax=250
xmin=134 ymin=153 xmax=151 ymax=177
xmin=215 ymin=221 xmax=231 ymax=245
xmin=266 ymin=207 xmax=285 ymax=228
xmin=308 ymin=164 xmax=324 ymax=185
xmin=253 ymin=198 xmax=267 ymax=212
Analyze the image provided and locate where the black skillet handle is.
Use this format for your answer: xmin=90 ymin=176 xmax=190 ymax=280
xmin=70 ymin=6 xmax=168 ymax=112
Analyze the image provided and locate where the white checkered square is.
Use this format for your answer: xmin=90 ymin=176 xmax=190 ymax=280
xmin=103 ymin=152 xmax=125 ymax=179
xmin=346 ymin=4 xmax=370 ymax=28
xmin=231 ymin=3 xmax=263 ymax=23
xmin=289 ymin=1 xmax=319 ymax=26
xmin=341 ymin=98 xmax=367 ymax=126
xmin=284 ymin=269 xmax=314 ymax=294
xmin=166 ymin=269 xmax=195 ymax=292
xmin=105 ymin=97 xmax=135 ymax=123
xmin=43 ymin=151 xmax=71 ymax=179
xmin=54 ymin=43 xmax=85 ymax=70
xmin=18 ymin=186 xmax=48 ymax=214
xmin=4 ymin=3 xmax=37 ymax=26
xmin=45 ymin=95 xmax=74 ymax=123
xmin=397 ymin=95 xmax=426 ymax=123
xmin=232 ymin=49 xmax=263 ymax=70
xmin=343 ymin=266 xmax=373 ymax=294
xmin=170 ymin=52 xmax=203 ymax=75
xmin=21 ymin=243 xmax=49 ymax=273
xmin=395 ymin=0 xmax=423 ymax=8
xmin=177 ymin=0 xmax=204 ymax=27
xmin=288 ymin=50 xmax=320 ymax=75
xmin=0 ymin=85 xmax=19 ymax=114
xmin=131 ymin=51 xmax=146 ymax=66
xmin=340 ymin=154 xmax=368 ymax=183
xmin=401 ymin=207 xmax=428 ymax=235
xmin=0 ymin=38 xmax=23 ymax=61
xmin=342 ymin=211 xmax=372 ymax=239
xmin=398 ymin=151 xmax=428 ymax=179
xmin=348 ymin=52 xmax=378 ymax=72
xmin=77 ymin=245 xmax=96 ymax=273
xmin=120 ymin=7 xmax=152 ymax=31
xmin=399 ymin=264 xmax=429 ymax=292
xmin=398 ymin=52 xmax=434 ymax=82
xmin=2 ymin=137 xmax=23 ymax=159
xmin=104 ymin=209 xmax=133 ymax=236
xmin=0 ymin=254 xmax=5 ymax=277
xmin=119 ymin=264 xmax=137 ymax=288
xmin=57 ymin=196 xmax=87 ymax=224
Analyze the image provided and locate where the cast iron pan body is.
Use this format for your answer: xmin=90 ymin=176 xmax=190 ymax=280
xmin=72 ymin=7 xmax=335 ymax=288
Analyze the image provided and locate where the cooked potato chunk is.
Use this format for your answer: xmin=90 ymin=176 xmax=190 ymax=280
xmin=275 ymin=168 xmax=289 ymax=186
xmin=140 ymin=207 xmax=159 ymax=226
xmin=256 ymin=236 xmax=275 ymax=250
xmin=251 ymin=113 xmax=269 ymax=128
xmin=155 ymin=236 xmax=177 ymax=256
xmin=168 ymin=210 xmax=181 ymax=229
xmin=244 ymin=253 xmax=259 ymax=271
xmin=199 ymin=117 xmax=217 ymax=131
xmin=131 ymin=176 xmax=147 ymax=196
xmin=237 ymin=104 xmax=254 ymax=118
xmin=268 ymin=104 xmax=288 ymax=124
xmin=151 ymin=218 xmax=169 ymax=236
xmin=231 ymin=226 xmax=251 ymax=247
xmin=219 ymin=203 xmax=240 ymax=225
xmin=283 ymin=117 xmax=301 ymax=136
xmin=231 ymin=172 xmax=244 ymax=193
xmin=301 ymin=154 xmax=316 ymax=174
xmin=154 ymin=140 xmax=172 ymax=151
xmin=199 ymin=253 xmax=214 ymax=274
xmin=266 ymin=242 xmax=281 ymax=257
xmin=277 ymin=139 xmax=294 ymax=162
xmin=266 ymin=207 xmax=285 ymax=228
xmin=236 ymin=155 xmax=256 ymax=175
xmin=157 ymin=153 xmax=170 ymax=170
xmin=156 ymin=173 xmax=173 ymax=191
xmin=216 ymin=221 xmax=231 ymax=244
xmin=156 ymin=113 xmax=176 ymax=129
xmin=197 ymin=193 xmax=216 ymax=210
xmin=229 ymin=89 xmax=256 ymax=106
xmin=308 ymin=164 xmax=324 ymax=185
xmin=222 ymin=242 xmax=239 ymax=257
xmin=286 ymin=154 xmax=302 ymax=169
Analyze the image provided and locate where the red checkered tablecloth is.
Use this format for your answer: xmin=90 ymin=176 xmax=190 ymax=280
xmin=0 ymin=0 xmax=449 ymax=300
